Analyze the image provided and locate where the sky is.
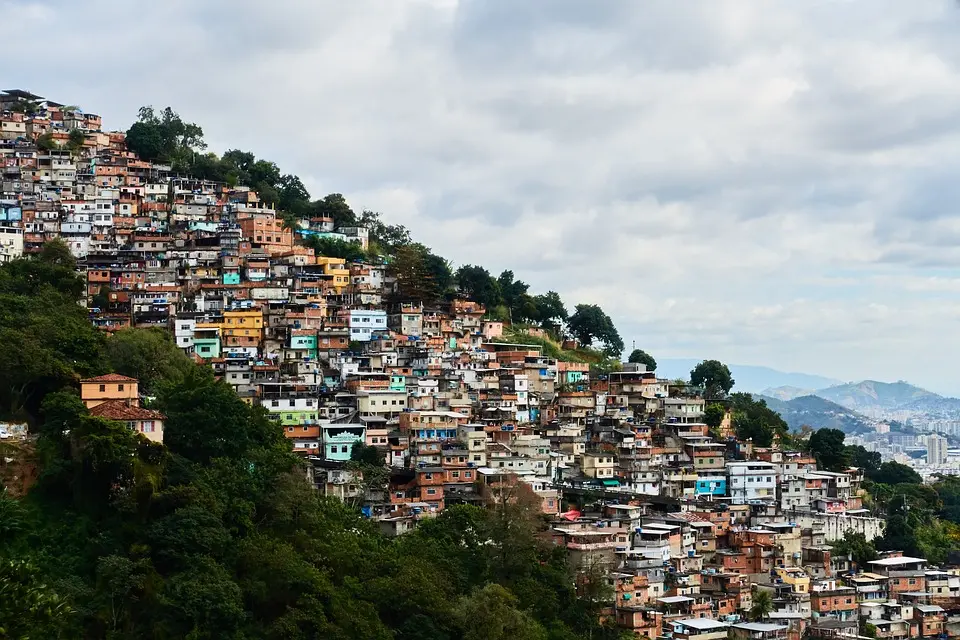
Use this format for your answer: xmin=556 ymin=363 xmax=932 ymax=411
xmin=6 ymin=0 xmax=960 ymax=394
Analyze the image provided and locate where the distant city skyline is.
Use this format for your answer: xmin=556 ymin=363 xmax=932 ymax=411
xmin=8 ymin=0 xmax=960 ymax=393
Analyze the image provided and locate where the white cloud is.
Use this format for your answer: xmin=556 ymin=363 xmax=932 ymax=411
xmin=6 ymin=0 xmax=960 ymax=392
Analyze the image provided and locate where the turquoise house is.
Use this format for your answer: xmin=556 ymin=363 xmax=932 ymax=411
xmin=289 ymin=334 xmax=318 ymax=359
xmin=322 ymin=425 xmax=366 ymax=461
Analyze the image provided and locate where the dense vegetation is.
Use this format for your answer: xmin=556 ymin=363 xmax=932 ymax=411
xmin=0 ymin=245 xmax=624 ymax=639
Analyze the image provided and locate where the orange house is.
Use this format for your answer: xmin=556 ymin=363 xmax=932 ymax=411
xmin=80 ymin=374 xmax=139 ymax=409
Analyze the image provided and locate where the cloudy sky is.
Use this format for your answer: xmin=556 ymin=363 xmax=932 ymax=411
xmin=7 ymin=0 xmax=960 ymax=393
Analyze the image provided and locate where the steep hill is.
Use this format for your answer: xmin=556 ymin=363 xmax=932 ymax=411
xmin=757 ymin=394 xmax=876 ymax=434
xmin=814 ymin=380 xmax=941 ymax=412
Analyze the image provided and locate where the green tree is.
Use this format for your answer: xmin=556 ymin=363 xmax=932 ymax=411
xmin=310 ymin=193 xmax=356 ymax=228
xmin=456 ymin=265 xmax=502 ymax=308
xmin=749 ymin=589 xmax=773 ymax=621
xmin=532 ymin=291 xmax=567 ymax=334
xmin=105 ymin=327 xmax=195 ymax=394
xmin=455 ymin=584 xmax=548 ymax=640
xmin=0 ymin=241 xmax=107 ymax=421
xmin=847 ymin=445 xmax=882 ymax=477
xmin=351 ymin=442 xmax=386 ymax=467
xmin=704 ymin=404 xmax=726 ymax=437
xmin=390 ymin=244 xmax=441 ymax=304
xmin=729 ymin=393 xmax=787 ymax=448
xmin=36 ymin=131 xmax=58 ymax=150
xmin=871 ymin=461 xmax=921 ymax=486
xmin=808 ymin=428 xmax=849 ymax=471
xmin=567 ymin=304 xmax=623 ymax=357
xmin=627 ymin=349 xmax=657 ymax=371
xmin=690 ymin=360 xmax=735 ymax=399
xmin=66 ymin=128 xmax=86 ymax=153
xmin=358 ymin=209 xmax=412 ymax=252
xmin=125 ymin=106 xmax=205 ymax=168
xmin=0 ymin=558 xmax=73 ymax=639
xmin=497 ymin=271 xmax=537 ymax=324
xmin=156 ymin=366 xmax=287 ymax=465
xmin=304 ymin=235 xmax=366 ymax=262
xmin=829 ymin=530 xmax=878 ymax=567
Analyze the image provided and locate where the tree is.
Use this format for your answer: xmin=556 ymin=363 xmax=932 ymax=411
xmin=311 ymin=193 xmax=356 ymax=228
xmin=0 ymin=241 xmax=107 ymax=421
xmin=690 ymin=360 xmax=734 ymax=399
xmin=305 ymin=235 xmax=366 ymax=262
xmin=704 ymin=404 xmax=726 ymax=437
xmin=0 ymin=558 xmax=72 ymax=639
xmin=456 ymin=265 xmax=502 ymax=308
xmin=423 ymin=251 xmax=454 ymax=297
xmin=497 ymin=271 xmax=537 ymax=324
xmin=36 ymin=131 xmax=57 ymax=151
xmin=66 ymin=128 xmax=86 ymax=153
xmin=729 ymin=393 xmax=787 ymax=448
xmin=532 ymin=291 xmax=567 ymax=334
xmin=871 ymin=461 xmax=922 ymax=486
xmin=808 ymin=428 xmax=849 ymax=472
xmin=847 ymin=445 xmax=882 ymax=477
xmin=830 ymin=530 xmax=878 ymax=568
xmin=749 ymin=589 xmax=773 ymax=621
xmin=278 ymin=174 xmax=311 ymax=216
xmin=567 ymin=304 xmax=623 ymax=357
xmin=106 ymin=327 xmax=196 ymax=394
xmin=455 ymin=584 xmax=547 ymax=640
xmin=627 ymin=349 xmax=657 ymax=371
xmin=351 ymin=442 xmax=386 ymax=467
xmin=359 ymin=210 xmax=412 ymax=253
xmin=125 ymin=106 xmax=205 ymax=168
xmin=155 ymin=366 xmax=286 ymax=464
xmin=390 ymin=244 xmax=441 ymax=304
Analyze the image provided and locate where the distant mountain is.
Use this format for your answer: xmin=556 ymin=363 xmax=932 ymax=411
xmin=757 ymin=394 xmax=876 ymax=434
xmin=656 ymin=359 xmax=842 ymax=394
xmin=761 ymin=386 xmax=817 ymax=401
xmin=814 ymin=380 xmax=941 ymax=412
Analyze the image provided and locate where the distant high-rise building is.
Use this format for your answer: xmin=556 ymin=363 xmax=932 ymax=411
xmin=926 ymin=434 xmax=948 ymax=465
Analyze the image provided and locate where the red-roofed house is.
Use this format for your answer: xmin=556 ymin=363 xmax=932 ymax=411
xmin=89 ymin=399 xmax=165 ymax=443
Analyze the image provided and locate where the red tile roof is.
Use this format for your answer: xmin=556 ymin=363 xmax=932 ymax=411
xmin=89 ymin=399 xmax=165 ymax=421
xmin=80 ymin=373 xmax=138 ymax=383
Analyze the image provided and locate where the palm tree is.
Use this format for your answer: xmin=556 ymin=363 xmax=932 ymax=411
xmin=750 ymin=589 xmax=773 ymax=622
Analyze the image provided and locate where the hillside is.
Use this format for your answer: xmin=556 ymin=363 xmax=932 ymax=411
xmin=757 ymin=394 xmax=876 ymax=434
xmin=814 ymin=380 xmax=941 ymax=412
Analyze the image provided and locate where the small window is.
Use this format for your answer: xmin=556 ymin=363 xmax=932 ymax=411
xmin=99 ymin=384 xmax=106 ymax=392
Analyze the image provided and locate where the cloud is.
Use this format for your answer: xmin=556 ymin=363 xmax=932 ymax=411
xmin=6 ymin=0 xmax=960 ymax=393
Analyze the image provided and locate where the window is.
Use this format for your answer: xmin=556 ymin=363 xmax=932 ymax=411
xmin=426 ymin=488 xmax=436 ymax=495
xmin=287 ymin=427 xmax=294 ymax=432
xmin=452 ymin=471 xmax=460 ymax=478
xmin=99 ymin=384 xmax=106 ymax=392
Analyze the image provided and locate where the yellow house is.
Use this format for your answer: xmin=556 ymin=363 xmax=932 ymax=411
xmin=223 ymin=309 xmax=263 ymax=336
xmin=776 ymin=567 xmax=810 ymax=593
xmin=315 ymin=256 xmax=350 ymax=293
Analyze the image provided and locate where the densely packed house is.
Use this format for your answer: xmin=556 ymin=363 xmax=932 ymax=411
xmin=5 ymin=89 xmax=959 ymax=639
